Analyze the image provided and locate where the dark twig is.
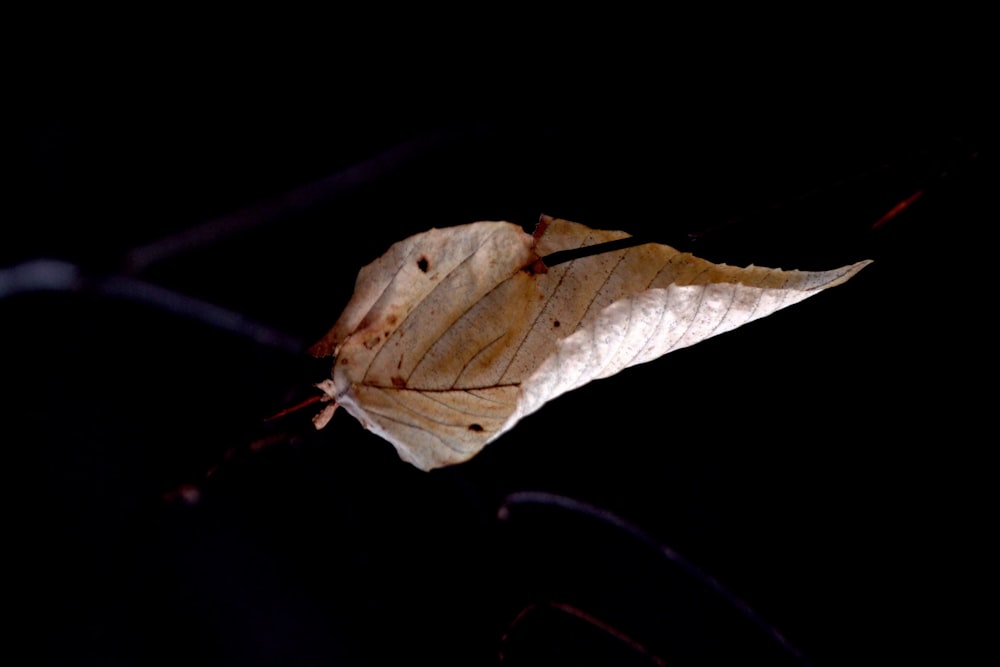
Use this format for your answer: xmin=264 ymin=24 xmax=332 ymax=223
xmin=871 ymin=189 xmax=924 ymax=231
xmin=0 ymin=259 xmax=305 ymax=353
xmin=123 ymin=128 xmax=472 ymax=274
xmin=540 ymin=236 xmax=652 ymax=268
xmin=499 ymin=600 xmax=667 ymax=666
xmin=686 ymin=139 xmax=980 ymax=242
xmin=498 ymin=491 xmax=811 ymax=665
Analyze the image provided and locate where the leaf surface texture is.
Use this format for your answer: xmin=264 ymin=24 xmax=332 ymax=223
xmin=312 ymin=217 xmax=870 ymax=470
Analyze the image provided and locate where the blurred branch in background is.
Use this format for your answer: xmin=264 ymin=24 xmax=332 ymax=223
xmin=123 ymin=128 xmax=476 ymax=275
xmin=0 ymin=259 xmax=305 ymax=353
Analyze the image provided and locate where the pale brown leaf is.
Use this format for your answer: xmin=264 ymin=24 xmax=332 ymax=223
xmin=311 ymin=216 xmax=871 ymax=470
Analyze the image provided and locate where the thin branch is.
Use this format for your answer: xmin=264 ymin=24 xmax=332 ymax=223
xmin=0 ymin=259 xmax=305 ymax=353
xmin=498 ymin=490 xmax=811 ymax=665
xmin=499 ymin=600 xmax=666 ymax=666
xmin=0 ymin=258 xmax=83 ymax=295
xmin=541 ymin=236 xmax=651 ymax=268
xmin=123 ymin=128 xmax=474 ymax=274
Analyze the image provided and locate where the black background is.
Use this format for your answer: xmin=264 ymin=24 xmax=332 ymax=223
xmin=10 ymin=26 xmax=989 ymax=666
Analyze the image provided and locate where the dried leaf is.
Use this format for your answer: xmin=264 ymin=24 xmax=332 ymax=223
xmin=311 ymin=216 xmax=870 ymax=470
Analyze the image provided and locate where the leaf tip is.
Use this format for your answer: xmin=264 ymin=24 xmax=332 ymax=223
xmin=842 ymin=258 xmax=874 ymax=282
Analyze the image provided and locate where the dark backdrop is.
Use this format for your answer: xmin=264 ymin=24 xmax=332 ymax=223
xmin=10 ymin=40 xmax=989 ymax=666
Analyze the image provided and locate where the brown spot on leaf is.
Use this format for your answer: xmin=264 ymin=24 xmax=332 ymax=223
xmin=387 ymin=314 xmax=398 ymax=325
xmin=391 ymin=376 xmax=406 ymax=388
xmin=417 ymin=256 xmax=429 ymax=272
xmin=468 ymin=423 xmax=484 ymax=432
xmin=553 ymin=320 xmax=561 ymax=328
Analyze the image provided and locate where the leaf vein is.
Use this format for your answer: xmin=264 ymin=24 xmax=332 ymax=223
xmin=363 ymin=227 xmax=506 ymax=383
